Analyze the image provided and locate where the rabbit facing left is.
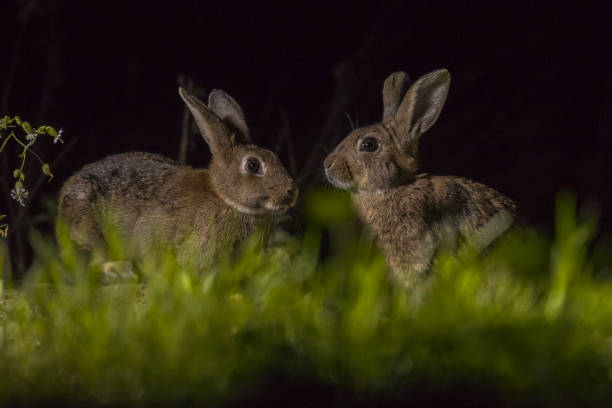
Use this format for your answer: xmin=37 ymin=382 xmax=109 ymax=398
xmin=324 ymin=69 xmax=516 ymax=289
xmin=58 ymin=87 xmax=298 ymax=274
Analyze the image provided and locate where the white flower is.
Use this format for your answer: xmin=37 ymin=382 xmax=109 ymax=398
xmin=25 ymin=131 xmax=38 ymax=141
xmin=53 ymin=128 xmax=64 ymax=144
xmin=10 ymin=183 xmax=29 ymax=207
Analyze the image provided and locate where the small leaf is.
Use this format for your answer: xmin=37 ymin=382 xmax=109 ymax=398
xmin=22 ymin=121 xmax=32 ymax=134
xmin=13 ymin=169 xmax=20 ymax=178
xmin=46 ymin=126 xmax=58 ymax=137
xmin=14 ymin=116 xmax=22 ymax=125
xmin=37 ymin=126 xmax=47 ymax=135
xmin=42 ymin=163 xmax=54 ymax=180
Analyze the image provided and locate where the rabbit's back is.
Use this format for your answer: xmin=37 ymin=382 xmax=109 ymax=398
xmin=354 ymin=175 xmax=516 ymax=275
xmin=59 ymin=152 xmax=191 ymax=250
xmin=61 ymin=152 xmax=181 ymax=202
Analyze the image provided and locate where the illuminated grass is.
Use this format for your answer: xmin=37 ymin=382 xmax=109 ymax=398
xmin=1 ymin=190 xmax=611 ymax=406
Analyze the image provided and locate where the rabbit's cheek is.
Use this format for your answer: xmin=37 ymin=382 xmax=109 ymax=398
xmin=384 ymin=160 xmax=396 ymax=176
xmin=380 ymin=161 xmax=402 ymax=186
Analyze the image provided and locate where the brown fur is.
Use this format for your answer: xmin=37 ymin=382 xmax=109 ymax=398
xmin=324 ymin=69 xmax=516 ymax=288
xmin=58 ymin=88 xmax=297 ymax=268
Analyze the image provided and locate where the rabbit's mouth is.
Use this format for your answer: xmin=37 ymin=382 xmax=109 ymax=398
xmin=264 ymin=202 xmax=290 ymax=213
xmin=327 ymin=177 xmax=353 ymax=190
xmin=223 ymin=198 xmax=293 ymax=216
xmin=264 ymin=191 xmax=298 ymax=214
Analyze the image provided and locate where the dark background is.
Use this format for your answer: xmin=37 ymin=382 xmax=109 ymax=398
xmin=1 ymin=0 xmax=610 ymax=274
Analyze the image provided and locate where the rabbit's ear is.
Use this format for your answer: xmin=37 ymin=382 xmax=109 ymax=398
xmin=382 ymin=71 xmax=410 ymax=123
xmin=208 ymin=90 xmax=251 ymax=144
xmin=179 ymin=87 xmax=234 ymax=157
xmin=389 ymin=69 xmax=450 ymax=150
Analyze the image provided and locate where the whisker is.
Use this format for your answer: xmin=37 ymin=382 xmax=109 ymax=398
xmin=300 ymin=167 xmax=323 ymax=177
xmin=297 ymin=165 xmax=329 ymax=185
xmin=344 ymin=112 xmax=355 ymax=130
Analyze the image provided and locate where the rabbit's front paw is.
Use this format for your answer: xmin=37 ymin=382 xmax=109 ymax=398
xmin=101 ymin=261 xmax=138 ymax=284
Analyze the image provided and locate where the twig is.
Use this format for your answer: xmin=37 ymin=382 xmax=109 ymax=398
xmin=13 ymin=137 xmax=78 ymax=231
xmin=1 ymin=32 xmax=21 ymax=115
xmin=177 ymin=76 xmax=194 ymax=164
xmin=0 ymin=156 xmax=16 ymax=223
xmin=36 ymin=0 xmax=61 ymax=123
xmin=298 ymin=59 xmax=362 ymax=185
xmin=283 ymin=115 xmax=298 ymax=178
xmin=275 ymin=109 xmax=298 ymax=177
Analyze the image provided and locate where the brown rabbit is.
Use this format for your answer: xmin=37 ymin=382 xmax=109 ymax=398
xmin=58 ymin=87 xmax=298 ymax=272
xmin=324 ymin=69 xmax=516 ymax=288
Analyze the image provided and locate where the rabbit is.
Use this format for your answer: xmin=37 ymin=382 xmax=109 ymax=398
xmin=323 ymin=69 xmax=516 ymax=289
xmin=58 ymin=87 xmax=298 ymax=273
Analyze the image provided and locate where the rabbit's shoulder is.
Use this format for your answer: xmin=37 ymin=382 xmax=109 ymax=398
xmin=155 ymin=168 xmax=223 ymax=209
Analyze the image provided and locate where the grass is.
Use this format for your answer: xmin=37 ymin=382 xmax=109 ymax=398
xmin=1 ymin=190 xmax=612 ymax=407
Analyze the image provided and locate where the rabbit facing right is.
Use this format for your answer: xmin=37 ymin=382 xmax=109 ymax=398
xmin=324 ymin=69 xmax=517 ymax=288
xmin=58 ymin=87 xmax=298 ymax=273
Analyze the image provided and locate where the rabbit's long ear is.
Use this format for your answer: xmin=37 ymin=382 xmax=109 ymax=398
xmin=382 ymin=71 xmax=410 ymax=123
xmin=179 ymin=87 xmax=234 ymax=158
xmin=389 ymin=69 xmax=450 ymax=150
xmin=208 ymin=90 xmax=251 ymax=144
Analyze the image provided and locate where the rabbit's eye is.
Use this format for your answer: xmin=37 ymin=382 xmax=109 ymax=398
xmin=244 ymin=157 xmax=262 ymax=174
xmin=359 ymin=137 xmax=379 ymax=153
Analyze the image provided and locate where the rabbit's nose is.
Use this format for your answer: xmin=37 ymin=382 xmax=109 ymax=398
xmin=287 ymin=185 xmax=299 ymax=200
xmin=324 ymin=157 xmax=333 ymax=171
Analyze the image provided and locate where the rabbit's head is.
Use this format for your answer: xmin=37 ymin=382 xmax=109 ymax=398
xmin=324 ymin=69 xmax=450 ymax=193
xmin=179 ymin=88 xmax=298 ymax=215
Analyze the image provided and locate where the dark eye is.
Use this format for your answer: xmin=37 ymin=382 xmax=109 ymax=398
xmin=245 ymin=157 xmax=261 ymax=174
xmin=359 ymin=137 xmax=379 ymax=153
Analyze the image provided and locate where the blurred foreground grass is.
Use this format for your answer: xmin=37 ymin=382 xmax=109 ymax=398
xmin=1 ymin=190 xmax=612 ymax=407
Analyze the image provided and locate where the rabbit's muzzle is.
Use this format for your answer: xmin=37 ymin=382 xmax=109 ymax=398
xmin=265 ymin=184 xmax=299 ymax=213
xmin=324 ymin=155 xmax=353 ymax=190
xmin=279 ymin=185 xmax=299 ymax=207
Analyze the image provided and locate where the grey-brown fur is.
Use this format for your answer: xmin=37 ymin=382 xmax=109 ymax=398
xmin=58 ymin=88 xmax=297 ymax=269
xmin=324 ymin=69 xmax=516 ymax=288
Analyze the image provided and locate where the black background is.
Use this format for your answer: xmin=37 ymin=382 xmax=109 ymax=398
xmin=2 ymin=0 xmax=611 ymax=240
